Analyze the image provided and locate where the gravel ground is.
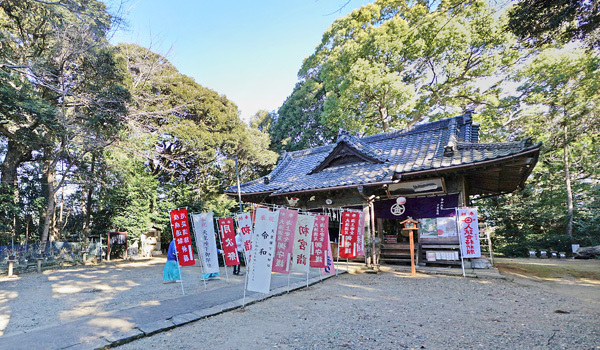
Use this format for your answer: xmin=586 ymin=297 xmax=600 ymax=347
xmin=1 ymin=258 xmax=598 ymax=349
xmin=116 ymin=268 xmax=599 ymax=350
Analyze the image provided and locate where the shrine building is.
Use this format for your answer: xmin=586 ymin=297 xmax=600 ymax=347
xmin=225 ymin=112 xmax=541 ymax=266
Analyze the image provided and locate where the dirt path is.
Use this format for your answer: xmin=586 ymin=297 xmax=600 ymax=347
xmin=116 ymin=268 xmax=600 ymax=350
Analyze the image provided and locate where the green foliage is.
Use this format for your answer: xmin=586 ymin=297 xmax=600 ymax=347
xmin=271 ymin=79 xmax=337 ymax=152
xmin=294 ymin=0 xmax=518 ymax=136
xmin=507 ymin=0 xmax=600 ymax=48
xmin=101 ymin=154 xmax=158 ymax=243
xmin=116 ymin=43 xmax=277 ymax=189
xmin=0 ymin=7 xmax=278 ymax=249
xmin=477 ymin=48 xmax=600 ymax=255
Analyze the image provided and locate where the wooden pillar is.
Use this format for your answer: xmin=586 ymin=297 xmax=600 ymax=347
xmin=459 ymin=175 xmax=468 ymax=207
xmin=409 ymin=230 xmax=416 ymax=276
xmin=37 ymin=258 xmax=43 ymax=273
xmin=376 ymin=218 xmax=384 ymax=266
xmin=400 ymin=218 xmax=419 ymax=277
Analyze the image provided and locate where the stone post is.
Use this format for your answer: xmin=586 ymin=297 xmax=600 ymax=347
xmin=8 ymin=259 xmax=15 ymax=277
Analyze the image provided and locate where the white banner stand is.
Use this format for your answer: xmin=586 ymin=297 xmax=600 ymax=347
xmin=190 ymin=217 xmax=208 ymax=290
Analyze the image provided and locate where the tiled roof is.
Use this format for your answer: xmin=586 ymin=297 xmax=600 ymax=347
xmin=227 ymin=113 xmax=540 ymax=196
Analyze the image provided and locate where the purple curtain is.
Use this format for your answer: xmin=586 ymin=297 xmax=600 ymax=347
xmin=373 ymin=193 xmax=459 ymax=220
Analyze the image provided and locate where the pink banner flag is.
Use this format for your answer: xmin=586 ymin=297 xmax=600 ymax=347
xmin=357 ymin=210 xmax=365 ymax=256
xmin=339 ymin=211 xmax=359 ymax=259
xmin=236 ymin=212 xmax=253 ymax=264
xmin=169 ymin=208 xmax=195 ymax=267
xmin=310 ymin=215 xmax=330 ymax=268
xmin=291 ymin=214 xmax=315 ymax=273
xmin=321 ymin=237 xmax=336 ymax=275
xmin=272 ymin=209 xmax=298 ymax=273
xmin=218 ymin=218 xmax=239 ymax=266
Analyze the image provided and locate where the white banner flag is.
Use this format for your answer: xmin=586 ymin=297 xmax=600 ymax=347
xmin=457 ymin=208 xmax=481 ymax=258
xmin=247 ymin=208 xmax=280 ymax=294
xmin=191 ymin=212 xmax=220 ymax=275
xmin=290 ymin=214 xmax=315 ymax=273
xmin=236 ymin=212 xmax=253 ymax=264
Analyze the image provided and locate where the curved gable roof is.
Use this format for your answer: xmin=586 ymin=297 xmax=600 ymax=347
xmin=228 ymin=113 xmax=540 ymax=197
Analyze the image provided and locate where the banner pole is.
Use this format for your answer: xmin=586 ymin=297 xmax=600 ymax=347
xmin=242 ymin=254 xmax=250 ymax=307
xmin=306 ymin=270 xmax=309 ymax=288
xmin=242 ymin=247 xmax=248 ymax=308
xmin=455 ymin=208 xmax=466 ymax=277
xmin=216 ymin=217 xmax=229 ymax=282
xmin=170 ymin=216 xmax=185 ymax=296
xmin=336 ymin=218 xmax=341 ymax=276
xmin=236 ymin=214 xmax=251 ymax=308
xmin=235 ymin=155 xmax=243 ymax=214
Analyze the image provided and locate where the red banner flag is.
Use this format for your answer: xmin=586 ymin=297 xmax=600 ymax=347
xmin=169 ymin=208 xmax=195 ymax=266
xmin=339 ymin=211 xmax=359 ymax=259
xmin=218 ymin=218 xmax=240 ymax=266
xmin=310 ymin=215 xmax=330 ymax=268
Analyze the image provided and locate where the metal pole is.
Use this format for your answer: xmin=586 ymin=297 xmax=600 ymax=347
xmin=306 ymin=270 xmax=309 ymax=288
xmin=216 ymin=218 xmax=229 ymax=281
xmin=171 ymin=229 xmax=185 ymax=295
xmin=235 ymin=155 xmax=243 ymax=214
xmin=336 ymin=220 xmax=341 ymax=276
xmin=456 ymin=208 xmax=466 ymax=277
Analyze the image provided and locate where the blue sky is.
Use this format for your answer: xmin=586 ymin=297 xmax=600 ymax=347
xmin=108 ymin=0 xmax=373 ymax=122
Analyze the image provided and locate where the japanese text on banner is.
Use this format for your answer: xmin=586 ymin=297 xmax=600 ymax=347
xmin=272 ymin=209 xmax=298 ymax=273
xmin=310 ymin=215 xmax=330 ymax=268
xmin=321 ymin=237 xmax=336 ymax=275
xmin=218 ymin=218 xmax=239 ymax=266
xmin=339 ymin=211 xmax=359 ymax=259
xmin=356 ymin=210 xmax=366 ymax=256
xmin=236 ymin=212 xmax=253 ymax=264
xmin=247 ymin=208 xmax=280 ymax=294
xmin=169 ymin=208 xmax=195 ymax=267
xmin=290 ymin=214 xmax=315 ymax=273
xmin=191 ymin=212 xmax=219 ymax=274
xmin=457 ymin=208 xmax=481 ymax=258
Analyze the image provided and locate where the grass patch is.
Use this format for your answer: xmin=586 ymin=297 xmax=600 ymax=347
xmin=494 ymin=258 xmax=600 ymax=281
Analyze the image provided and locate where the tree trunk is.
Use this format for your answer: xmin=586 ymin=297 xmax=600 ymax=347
xmin=0 ymin=140 xmax=31 ymax=188
xmin=0 ymin=140 xmax=32 ymax=241
xmin=82 ymin=154 xmax=96 ymax=242
xmin=563 ymin=123 xmax=574 ymax=238
xmin=378 ymin=105 xmax=389 ymax=132
xmin=40 ymin=156 xmax=57 ymax=245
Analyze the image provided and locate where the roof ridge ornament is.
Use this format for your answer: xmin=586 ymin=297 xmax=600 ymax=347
xmin=444 ymin=118 xmax=459 ymax=156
